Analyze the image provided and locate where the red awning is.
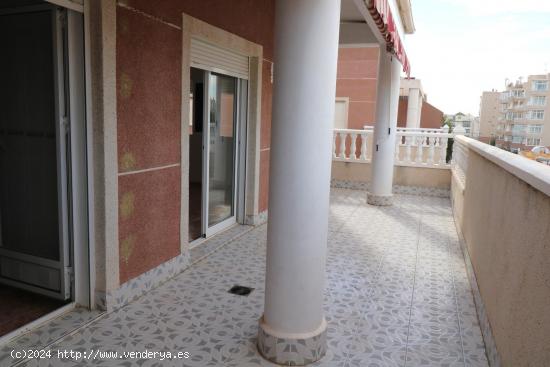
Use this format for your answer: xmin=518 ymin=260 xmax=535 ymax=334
xmin=367 ymin=0 xmax=411 ymax=76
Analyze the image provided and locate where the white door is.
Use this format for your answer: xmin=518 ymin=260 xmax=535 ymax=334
xmin=334 ymin=98 xmax=349 ymax=129
xmin=0 ymin=6 xmax=72 ymax=300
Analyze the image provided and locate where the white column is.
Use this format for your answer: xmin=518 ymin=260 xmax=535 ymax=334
xmin=417 ymin=91 xmax=423 ymax=127
xmin=257 ymin=0 xmax=340 ymax=365
xmin=406 ymin=87 xmax=421 ymax=128
xmin=367 ymin=51 xmax=402 ymax=206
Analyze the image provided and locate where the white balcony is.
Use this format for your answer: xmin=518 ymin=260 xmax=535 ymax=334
xmin=334 ymin=127 xmax=451 ymax=167
xmin=2 ymin=133 xmax=549 ymax=366
xmin=332 ymin=127 xmax=452 ymax=196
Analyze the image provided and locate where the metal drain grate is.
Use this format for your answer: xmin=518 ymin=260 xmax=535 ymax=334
xmin=228 ymin=285 xmax=254 ymax=296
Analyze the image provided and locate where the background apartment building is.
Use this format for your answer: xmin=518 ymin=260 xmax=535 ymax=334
xmin=446 ymin=112 xmax=477 ymax=137
xmin=481 ymin=74 xmax=550 ymax=152
xmin=478 ymin=90 xmax=500 ymax=143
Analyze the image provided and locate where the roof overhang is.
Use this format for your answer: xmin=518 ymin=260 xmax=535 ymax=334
xmin=365 ymin=0 xmax=411 ymax=76
xmin=397 ymin=0 xmax=415 ymax=34
xmin=340 ymin=0 xmax=381 ymax=45
xmin=339 ymin=0 xmax=413 ymax=76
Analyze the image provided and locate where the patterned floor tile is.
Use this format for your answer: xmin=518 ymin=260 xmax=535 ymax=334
xmin=3 ymin=189 xmax=489 ymax=367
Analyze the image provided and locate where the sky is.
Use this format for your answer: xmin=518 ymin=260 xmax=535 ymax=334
xmin=405 ymin=0 xmax=550 ymax=115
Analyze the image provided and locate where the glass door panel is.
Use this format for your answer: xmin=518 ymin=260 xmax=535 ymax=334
xmin=205 ymin=73 xmax=237 ymax=232
xmin=0 ymin=7 xmax=71 ymax=300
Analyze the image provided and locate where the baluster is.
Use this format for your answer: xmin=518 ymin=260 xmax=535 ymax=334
xmin=411 ymin=136 xmax=422 ymax=163
xmin=395 ymin=135 xmax=401 ymax=161
xmin=427 ymin=136 xmax=436 ymax=164
xmin=411 ymin=136 xmax=418 ymax=163
xmin=405 ymin=136 xmax=412 ymax=163
xmin=332 ymin=131 xmax=337 ymax=158
xmin=360 ymin=133 xmax=368 ymax=160
xmin=339 ymin=132 xmax=347 ymax=159
xmin=440 ymin=137 xmax=448 ymax=164
xmin=350 ymin=133 xmax=357 ymax=160
xmin=436 ymin=137 xmax=441 ymax=164
xmin=415 ymin=136 xmax=424 ymax=164
xmin=424 ymin=136 xmax=429 ymax=162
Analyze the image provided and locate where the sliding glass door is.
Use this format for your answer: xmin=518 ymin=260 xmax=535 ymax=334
xmin=0 ymin=6 xmax=72 ymax=300
xmin=189 ymin=67 xmax=247 ymax=242
xmin=203 ymin=72 xmax=239 ymax=235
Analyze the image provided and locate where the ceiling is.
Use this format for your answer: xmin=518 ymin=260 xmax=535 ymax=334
xmin=339 ymin=0 xmax=379 ymax=45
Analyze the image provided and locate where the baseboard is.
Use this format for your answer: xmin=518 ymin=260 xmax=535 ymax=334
xmin=98 ymin=224 xmax=256 ymax=312
xmin=245 ymin=210 xmax=268 ymax=226
xmin=330 ymin=179 xmax=450 ymax=198
xmin=98 ymin=253 xmax=190 ymax=312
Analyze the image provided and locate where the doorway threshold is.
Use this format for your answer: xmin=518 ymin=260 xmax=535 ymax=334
xmin=0 ymin=304 xmax=104 ymax=366
xmin=0 ymin=303 xmax=75 ymax=347
xmin=189 ymin=236 xmax=206 ymax=250
xmin=189 ymin=224 xmax=254 ymax=265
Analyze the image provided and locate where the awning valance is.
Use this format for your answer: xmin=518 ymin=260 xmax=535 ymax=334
xmin=367 ymin=0 xmax=411 ymax=76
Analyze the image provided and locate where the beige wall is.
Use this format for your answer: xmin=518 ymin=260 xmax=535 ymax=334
xmin=452 ymin=150 xmax=550 ymax=366
xmin=450 ymin=171 xmax=465 ymax=230
xmin=331 ymin=161 xmax=451 ymax=189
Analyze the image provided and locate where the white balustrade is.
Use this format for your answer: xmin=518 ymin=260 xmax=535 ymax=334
xmin=338 ymin=131 xmax=346 ymax=159
xmin=394 ymin=136 xmax=400 ymax=161
xmin=333 ymin=129 xmax=373 ymax=162
xmin=332 ymin=133 xmax=337 ymax=159
xmin=350 ymin=133 xmax=357 ymax=160
xmin=334 ymin=126 xmax=454 ymax=168
xmin=439 ymin=134 xmax=449 ymax=165
xmin=414 ymin=135 xmax=425 ymax=164
xmin=427 ymin=136 xmax=436 ymax=164
xmin=397 ymin=130 xmax=452 ymax=168
xmin=360 ymin=134 xmax=368 ymax=160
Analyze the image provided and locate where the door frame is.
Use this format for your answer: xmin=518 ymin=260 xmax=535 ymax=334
xmin=181 ymin=15 xmax=263 ymax=253
xmin=0 ymin=5 xmax=72 ymax=300
xmin=53 ymin=5 xmax=72 ymax=301
xmin=236 ymin=79 xmax=249 ymax=224
xmin=66 ymin=6 xmax=90 ymax=308
xmin=0 ymin=4 xmax=90 ymax=307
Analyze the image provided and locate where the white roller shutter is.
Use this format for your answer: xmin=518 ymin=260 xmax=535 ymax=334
xmin=45 ymin=0 xmax=84 ymax=12
xmin=190 ymin=38 xmax=249 ymax=80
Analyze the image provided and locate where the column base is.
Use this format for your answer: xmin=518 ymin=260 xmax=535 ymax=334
xmin=367 ymin=192 xmax=393 ymax=206
xmin=257 ymin=316 xmax=327 ymax=366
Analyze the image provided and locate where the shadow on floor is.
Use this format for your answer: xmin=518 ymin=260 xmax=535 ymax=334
xmin=0 ymin=284 xmax=68 ymax=337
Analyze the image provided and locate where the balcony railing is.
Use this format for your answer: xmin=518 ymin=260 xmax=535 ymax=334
xmin=451 ymin=135 xmax=550 ymax=366
xmin=333 ymin=127 xmax=453 ymax=168
xmin=333 ymin=128 xmax=372 ymax=162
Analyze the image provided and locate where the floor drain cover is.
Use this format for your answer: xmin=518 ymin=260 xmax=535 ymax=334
xmin=228 ymin=285 xmax=254 ymax=296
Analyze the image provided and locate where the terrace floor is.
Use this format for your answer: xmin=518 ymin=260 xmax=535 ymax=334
xmin=8 ymin=189 xmax=488 ymax=366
